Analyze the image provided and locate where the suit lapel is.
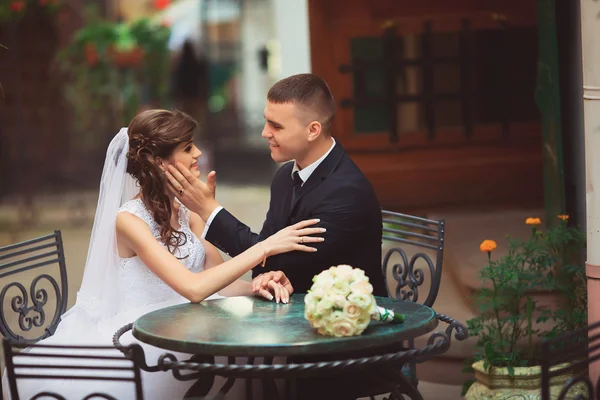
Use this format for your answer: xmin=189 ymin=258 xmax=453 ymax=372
xmin=288 ymin=142 xmax=345 ymax=217
xmin=273 ymin=163 xmax=296 ymax=227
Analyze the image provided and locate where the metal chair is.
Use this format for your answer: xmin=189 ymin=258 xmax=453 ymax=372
xmin=3 ymin=338 xmax=144 ymax=400
xmin=539 ymin=320 xmax=600 ymax=400
xmin=381 ymin=210 xmax=445 ymax=308
xmin=0 ymin=230 xmax=68 ymax=344
xmin=379 ymin=210 xmax=446 ymax=396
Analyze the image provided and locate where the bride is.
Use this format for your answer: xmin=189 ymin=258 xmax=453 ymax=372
xmin=2 ymin=109 xmax=324 ymax=399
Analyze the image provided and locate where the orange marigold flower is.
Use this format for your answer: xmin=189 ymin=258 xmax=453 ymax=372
xmin=525 ymin=217 xmax=542 ymax=225
xmin=480 ymin=240 xmax=497 ymax=253
xmin=557 ymin=214 xmax=569 ymax=221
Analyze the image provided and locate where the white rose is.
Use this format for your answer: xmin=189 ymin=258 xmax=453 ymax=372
xmin=350 ymin=279 xmax=373 ymax=295
xmin=354 ymin=315 xmax=371 ymax=335
xmin=305 ymin=308 xmax=313 ymax=320
xmin=351 ymin=269 xmax=367 ymax=282
xmin=331 ymin=318 xmax=357 ymax=337
xmin=332 ymin=277 xmax=351 ymax=294
xmin=343 ymin=303 xmax=364 ymax=320
xmin=332 ymin=294 xmax=347 ymax=309
xmin=315 ymin=276 xmax=335 ymax=291
xmin=304 ymin=292 xmax=314 ymax=305
xmin=348 ymin=293 xmax=374 ymax=310
xmin=316 ymin=295 xmax=335 ymax=315
xmin=304 ymin=301 xmax=316 ymax=316
xmin=335 ymin=264 xmax=354 ymax=280
xmin=330 ymin=285 xmax=351 ymax=298
xmin=309 ymin=288 xmax=326 ymax=301
xmin=309 ymin=316 xmax=324 ymax=328
xmin=325 ymin=310 xmax=345 ymax=324
xmin=322 ymin=269 xmax=337 ymax=281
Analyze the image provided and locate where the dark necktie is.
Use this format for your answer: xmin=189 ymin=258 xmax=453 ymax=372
xmin=291 ymin=171 xmax=303 ymax=208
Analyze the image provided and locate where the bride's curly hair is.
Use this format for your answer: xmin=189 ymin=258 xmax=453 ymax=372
xmin=126 ymin=109 xmax=198 ymax=255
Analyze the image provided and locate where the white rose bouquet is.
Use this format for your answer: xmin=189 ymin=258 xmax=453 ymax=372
xmin=304 ymin=265 xmax=405 ymax=337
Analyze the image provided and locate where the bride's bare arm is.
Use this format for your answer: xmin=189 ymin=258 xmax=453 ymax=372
xmin=115 ymin=212 xmax=323 ymax=303
xmin=188 ymin=212 xmax=289 ymax=302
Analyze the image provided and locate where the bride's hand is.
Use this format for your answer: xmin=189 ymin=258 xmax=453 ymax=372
xmin=254 ymin=280 xmax=291 ymax=304
xmin=253 ymin=271 xmax=294 ymax=304
xmin=261 ymin=219 xmax=325 ymax=257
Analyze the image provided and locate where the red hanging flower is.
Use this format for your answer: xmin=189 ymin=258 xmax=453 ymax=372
xmin=10 ymin=1 xmax=26 ymax=12
xmin=153 ymin=0 xmax=170 ymax=10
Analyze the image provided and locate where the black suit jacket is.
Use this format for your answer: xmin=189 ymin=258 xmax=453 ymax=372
xmin=205 ymin=142 xmax=386 ymax=296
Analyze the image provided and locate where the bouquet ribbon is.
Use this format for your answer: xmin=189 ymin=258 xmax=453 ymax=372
xmin=372 ymin=306 xmax=405 ymax=323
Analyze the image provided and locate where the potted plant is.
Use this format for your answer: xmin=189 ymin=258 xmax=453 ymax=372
xmin=56 ymin=5 xmax=171 ymax=138
xmin=463 ymin=215 xmax=588 ymax=399
xmin=0 ymin=0 xmax=62 ymax=22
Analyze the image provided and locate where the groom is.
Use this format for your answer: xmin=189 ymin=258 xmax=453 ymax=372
xmin=167 ymin=73 xmax=386 ymax=297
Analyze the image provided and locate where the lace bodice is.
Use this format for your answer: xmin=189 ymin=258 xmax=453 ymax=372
xmin=116 ymin=198 xmax=205 ymax=311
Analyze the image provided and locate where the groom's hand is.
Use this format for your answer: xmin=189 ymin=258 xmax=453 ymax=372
xmin=252 ymin=271 xmax=294 ymax=302
xmin=165 ymin=162 xmax=219 ymax=221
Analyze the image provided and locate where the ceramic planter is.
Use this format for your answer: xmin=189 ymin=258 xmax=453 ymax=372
xmin=108 ymin=45 xmax=144 ymax=68
xmin=464 ymin=360 xmax=587 ymax=399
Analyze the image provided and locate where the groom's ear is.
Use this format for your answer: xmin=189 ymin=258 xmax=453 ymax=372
xmin=307 ymin=120 xmax=322 ymax=142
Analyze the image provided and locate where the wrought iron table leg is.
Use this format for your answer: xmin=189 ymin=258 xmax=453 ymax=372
xmin=385 ymin=367 xmax=423 ymax=400
xmin=285 ymin=377 xmax=298 ymax=400
xmin=388 ymin=391 xmax=407 ymax=400
xmin=245 ymin=356 xmax=255 ymax=400
xmin=260 ymin=357 xmax=280 ymax=400
xmin=214 ymin=357 xmax=237 ymax=398
xmin=183 ymin=355 xmax=215 ymax=399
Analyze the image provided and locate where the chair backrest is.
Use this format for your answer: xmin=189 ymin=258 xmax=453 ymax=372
xmin=539 ymin=320 xmax=600 ymax=400
xmin=0 ymin=231 xmax=68 ymax=344
xmin=381 ymin=210 xmax=445 ymax=308
xmin=3 ymin=339 xmax=144 ymax=400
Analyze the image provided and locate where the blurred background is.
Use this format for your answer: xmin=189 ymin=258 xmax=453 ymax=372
xmin=0 ymin=1 xmax=585 ymax=396
xmin=0 ymin=0 xmax=311 ymax=323
xmin=0 ymin=0 xmax=309 ymax=212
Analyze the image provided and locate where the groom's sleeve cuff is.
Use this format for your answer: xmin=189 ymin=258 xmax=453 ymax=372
xmin=201 ymin=206 xmax=224 ymax=239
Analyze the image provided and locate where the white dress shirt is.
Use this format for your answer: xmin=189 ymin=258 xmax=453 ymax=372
xmin=291 ymin=138 xmax=336 ymax=185
xmin=201 ymin=138 xmax=336 ymax=239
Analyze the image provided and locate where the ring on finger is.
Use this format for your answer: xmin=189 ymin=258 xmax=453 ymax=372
xmin=178 ymin=189 xmax=184 ymax=195
xmin=300 ymin=236 xmax=304 ymax=244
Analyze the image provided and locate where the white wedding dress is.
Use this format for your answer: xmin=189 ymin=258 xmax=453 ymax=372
xmin=2 ymin=198 xmax=231 ymax=399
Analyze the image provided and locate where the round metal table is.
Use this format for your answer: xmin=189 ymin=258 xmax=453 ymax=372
xmin=132 ymin=294 xmax=438 ymax=358
xmin=114 ymin=294 xmax=466 ymax=399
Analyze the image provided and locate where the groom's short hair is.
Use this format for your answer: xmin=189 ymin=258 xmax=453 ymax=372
xmin=267 ymin=73 xmax=336 ymax=134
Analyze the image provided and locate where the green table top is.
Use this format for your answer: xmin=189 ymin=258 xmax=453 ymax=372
xmin=132 ymin=294 xmax=438 ymax=357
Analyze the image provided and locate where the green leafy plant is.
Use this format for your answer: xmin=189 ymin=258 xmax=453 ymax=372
xmin=55 ymin=6 xmax=171 ymax=151
xmin=462 ymin=215 xmax=587 ymax=394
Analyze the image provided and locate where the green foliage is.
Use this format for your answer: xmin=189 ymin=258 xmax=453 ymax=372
xmin=464 ymin=218 xmax=586 ymax=392
xmin=55 ymin=5 xmax=171 ymax=151
xmin=128 ymin=18 xmax=171 ymax=105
